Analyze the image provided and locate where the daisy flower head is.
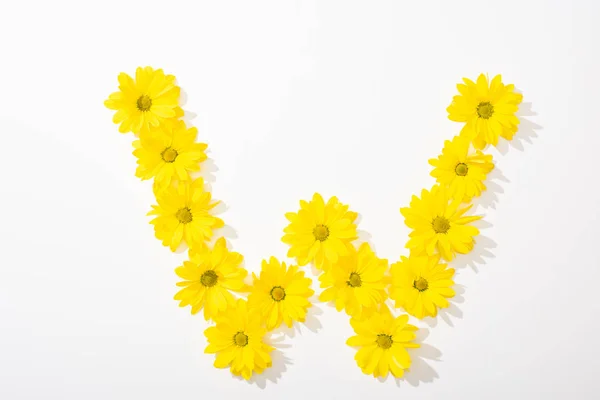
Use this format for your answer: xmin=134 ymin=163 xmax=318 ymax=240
xmin=390 ymin=255 xmax=455 ymax=319
xmin=174 ymin=237 xmax=247 ymax=320
xmin=282 ymin=193 xmax=358 ymax=270
xmin=148 ymin=178 xmax=223 ymax=252
xmin=205 ymin=299 xmax=274 ymax=380
xmin=429 ymin=135 xmax=494 ymax=202
xmin=104 ymin=66 xmax=183 ymax=135
xmin=401 ymin=185 xmax=481 ymax=261
xmin=248 ymin=257 xmax=314 ymax=331
xmin=347 ymin=305 xmax=419 ymax=379
xmin=319 ymin=242 xmax=387 ymax=319
xmin=447 ymin=73 xmax=523 ymax=149
xmin=133 ymin=119 xmax=207 ymax=189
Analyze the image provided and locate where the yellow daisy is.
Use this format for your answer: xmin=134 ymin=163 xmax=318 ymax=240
xmin=248 ymin=257 xmax=314 ymax=330
xmin=401 ymin=185 xmax=481 ymax=261
xmin=319 ymin=243 xmax=387 ymax=319
xmin=447 ymin=73 xmax=523 ymax=149
xmin=133 ymin=119 xmax=207 ymax=188
xmin=347 ymin=305 xmax=419 ymax=378
xmin=282 ymin=193 xmax=358 ymax=270
xmin=174 ymin=237 xmax=247 ymax=320
xmin=148 ymin=178 xmax=223 ymax=252
xmin=429 ymin=135 xmax=494 ymax=202
xmin=390 ymin=255 xmax=455 ymax=319
xmin=104 ymin=66 xmax=182 ymax=135
xmin=205 ymin=299 xmax=274 ymax=380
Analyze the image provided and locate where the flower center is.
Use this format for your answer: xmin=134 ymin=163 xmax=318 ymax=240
xmin=432 ymin=216 xmax=450 ymax=234
xmin=455 ymin=162 xmax=468 ymax=176
xmin=376 ymin=334 xmax=393 ymax=349
xmin=161 ymin=147 xmax=178 ymax=163
xmin=476 ymin=101 xmax=494 ymax=119
xmin=347 ymin=272 xmax=362 ymax=288
xmin=413 ymin=277 xmax=429 ymax=292
xmin=136 ymin=95 xmax=152 ymax=112
xmin=200 ymin=270 xmax=218 ymax=287
xmin=270 ymin=286 xmax=286 ymax=301
xmin=175 ymin=207 xmax=193 ymax=224
xmin=233 ymin=332 xmax=248 ymax=347
xmin=313 ymin=224 xmax=330 ymax=241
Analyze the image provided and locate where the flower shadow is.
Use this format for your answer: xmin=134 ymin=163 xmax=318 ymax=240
xmin=270 ymin=302 xmax=324 ymax=339
xmin=179 ymin=87 xmax=197 ymax=126
xmin=394 ymin=328 xmax=441 ymax=387
xmin=237 ymin=335 xmax=293 ymax=388
xmin=452 ymin=227 xmax=497 ymax=274
xmin=496 ymin=101 xmax=541 ymax=155
xmin=476 ymin=166 xmax=510 ymax=210
xmin=189 ymin=156 xmax=218 ymax=187
xmin=423 ymin=284 xmax=466 ymax=328
xmin=353 ymin=214 xmax=375 ymax=249
xmin=355 ymin=229 xmax=374 ymax=249
xmin=210 ymin=199 xmax=239 ymax=243
xmin=309 ymin=263 xmax=323 ymax=277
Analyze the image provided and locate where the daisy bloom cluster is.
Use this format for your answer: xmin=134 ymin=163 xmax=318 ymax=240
xmin=323 ymin=73 xmax=521 ymax=379
xmin=105 ymin=67 xmax=318 ymax=381
xmin=281 ymin=195 xmax=422 ymax=379
xmin=105 ymin=66 xmax=220 ymax=253
xmin=393 ymin=73 xmax=523 ymax=321
xmin=106 ymin=69 xmax=524 ymax=383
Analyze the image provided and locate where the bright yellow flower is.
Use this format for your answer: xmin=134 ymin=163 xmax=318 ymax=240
xmin=429 ymin=135 xmax=494 ymax=201
xmin=248 ymin=257 xmax=314 ymax=330
xmin=133 ymin=120 xmax=207 ymax=188
xmin=282 ymin=193 xmax=358 ymax=270
xmin=148 ymin=178 xmax=223 ymax=252
xmin=447 ymin=73 xmax=523 ymax=149
xmin=104 ymin=66 xmax=182 ymax=134
xmin=205 ymin=299 xmax=274 ymax=380
xmin=174 ymin=237 xmax=247 ymax=320
xmin=319 ymin=243 xmax=387 ymax=319
xmin=390 ymin=255 xmax=455 ymax=319
xmin=401 ymin=185 xmax=481 ymax=261
xmin=347 ymin=305 xmax=419 ymax=378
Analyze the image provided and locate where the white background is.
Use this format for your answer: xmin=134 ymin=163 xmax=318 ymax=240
xmin=1 ymin=0 xmax=599 ymax=399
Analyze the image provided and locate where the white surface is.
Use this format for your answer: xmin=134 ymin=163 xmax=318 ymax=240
xmin=1 ymin=0 xmax=599 ymax=399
